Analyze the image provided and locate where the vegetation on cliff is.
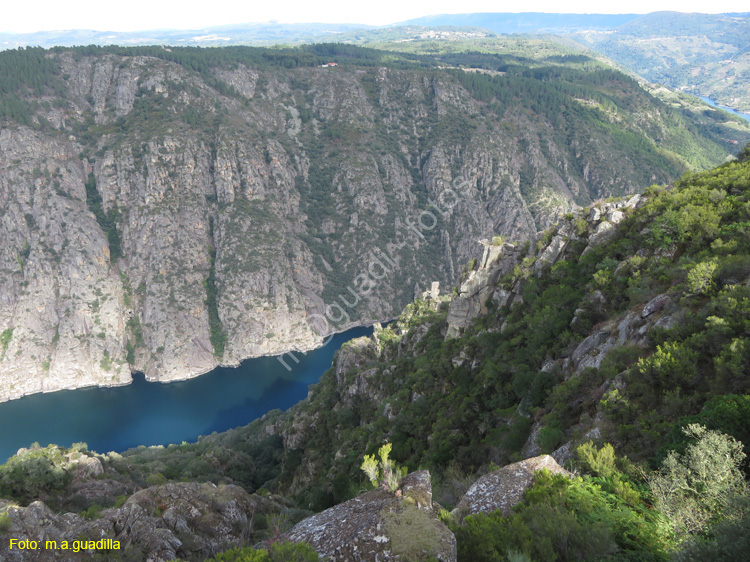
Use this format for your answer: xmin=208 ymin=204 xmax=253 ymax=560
xmin=1 ymin=41 xmax=749 ymax=392
xmin=2 ymin=38 xmax=750 ymax=560
xmin=5 ymin=146 xmax=749 ymax=560
xmin=91 ymin=145 xmax=750 ymax=559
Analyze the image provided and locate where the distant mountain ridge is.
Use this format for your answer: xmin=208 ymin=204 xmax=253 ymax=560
xmin=394 ymin=11 xmax=750 ymax=113
xmin=4 ymin=10 xmax=749 ymax=112
xmin=0 ymin=13 xmax=641 ymax=50
xmin=0 ymin=22 xmax=375 ymax=49
xmin=397 ymin=12 xmax=640 ymax=33
xmin=569 ymin=11 xmax=750 ymax=111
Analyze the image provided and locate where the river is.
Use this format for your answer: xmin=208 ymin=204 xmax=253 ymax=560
xmin=0 ymin=326 xmax=372 ymax=463
xmin=698 ymin=95 xmax=750 ymax=123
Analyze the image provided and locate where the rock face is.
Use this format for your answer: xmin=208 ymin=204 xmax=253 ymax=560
xmin=0 ymin=482 xmax=281 ymax=562
xmin=0 ymin=49 xmax=726 ymax=401
xmin=246 ymin=194 xmax=687 ymax=502
xmin=444 ymin=194 xmax=652 ymax=339
xmin=453 ymin=455 xmax=572 ymax=519
xmin=285 ymin=471 xmax=456 ymax=562
xmin=446 ymin=240 xmax=519 ymax=338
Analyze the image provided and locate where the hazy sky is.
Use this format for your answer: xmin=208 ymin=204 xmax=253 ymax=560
xmin=2 ymin=0 xmax=747 ymax=33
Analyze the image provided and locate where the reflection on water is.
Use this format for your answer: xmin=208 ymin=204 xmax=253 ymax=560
xmin=697 ymin=95 xmax=750 ymax=123
xmin=0 ymin=326 xmax=372 ymax=462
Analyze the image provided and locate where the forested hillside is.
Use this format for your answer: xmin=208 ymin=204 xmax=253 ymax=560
xmin=570 ymin=11 xmax=750 ymax=112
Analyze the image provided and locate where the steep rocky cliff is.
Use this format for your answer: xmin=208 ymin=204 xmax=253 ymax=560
xmin=158 ymin=152 xmax=747 ymax=509
xmin=2 ymin=149 xmax=749 ymax=562
xmin=0 ymin=45 xmax=744 ymax=400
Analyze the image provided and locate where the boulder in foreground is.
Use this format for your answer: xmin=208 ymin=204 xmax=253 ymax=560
xmin=453 ymin=454 xmax=572 ymax=519
xmin=285 ymin=470 xmax=456 ymax=562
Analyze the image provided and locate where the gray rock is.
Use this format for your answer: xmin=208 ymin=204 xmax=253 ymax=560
xmin=285 ymin=471 xmax=456 ymax=562
xmin=452 ymin=351 xmax=468 ymax=367
xmin=586 ymin=220 xmax=616 ymax=248
xmin=72 ymin=455 xmax=104 ymax=478
xmin=478 ymin=240 xmax=505 ymax=269
xmin=423 ymin=281 xmax=441 ymax=300
xmin=0 ymin=482 xmax=275 ymax=562
xmin=653 ymin=314 xmax=678 ymax=330
xmin=335 ymin=337 xmax=379 ymax=387
xmin=625 ymin=194 xmax=642 ymax=209
xmin=616 ymin=311 xmax=640 ymax=345
xmin=605 ymin=209 xmax=625 ymax=224
xmin=453 ymin=455 xmax=572 ymax=519
xmin=540 ymin=358 xmax=558 ymax=373
xmin=587 ymin=290 xmax=607 ymax=307
xmin=575 ymin=337 xmax=616 ymax=371
xmin=534 ymin=235 xmax=568 ymax=275
xmin=571 ymin=329 xmax=610 ymax=368
xmin=496 ymin=288 xmax=513 ymax=309
xmin=521 ymin=422 xmax=543 ymax=458
xmin=551 ymin=442 xmax=574 ymax=466
xmin=446 ymin=241 xmax=522 ymax=338
xmin=642 ymin=294 xmax=671 ymax=318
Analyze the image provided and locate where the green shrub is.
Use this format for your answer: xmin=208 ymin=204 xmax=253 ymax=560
xmin=0 ymin=327 xmax=12 ymax=359
xmin=454 ymin=470 xmax=672 ymax=562
xmin=456 ymin=498 xmax=615 ymax=562
xmin=145 ymin=472 xmax=167 ymax=486
xmin=0 ymin=445 xmax=71 ymax=504
xmin=659 ymin=395 xmax=750 ymax=473
xmin=574 ymin=217 xmax=589 ymax=236
xmin=84 ymin=173 xmax=122 ymax=261
xmin=686 ymin=259 xmax=719 ymax=295
xmin=82 ymin=502 xmax=103 ymax=520
xmin=674 ymin=494 xmax=750 ymax=562
xmin=536 ymin=423 xmax=563 ymax=454
xmin=648 ymin=424 xmax=747 ymax=536
xmin=576 ymin=442 xmax=617 ymax=479
xmin=0 ymin=512 xmax=11 ymax=534
xmin=361 ymin=443 xmax=406 ymax=492
xmin=502 ymin=416 xmax=534 ymax=456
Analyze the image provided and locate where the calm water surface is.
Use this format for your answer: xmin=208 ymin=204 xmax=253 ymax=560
xmin=698 ymin=95 xmax=750 ymax=123
xmin=0 ymin=326 xmax=372 ymax=462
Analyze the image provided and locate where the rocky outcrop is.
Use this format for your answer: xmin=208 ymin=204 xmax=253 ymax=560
xmin=581 ymin=196 xmax=640 ymax=255
xmin=0 ymin=482 xmax=285 ymax=562
xmin=285 ymin=470 xmax=456 ymax=562
xmin=452 ymin=455 xmax=572 ymax=519
xmin=446 ymin=240 xmax=519 ymax=338
xmin=568 ymin=292 xmax=678 ymax=375
xmin=245 ymin=191 xmax=687 ymax=503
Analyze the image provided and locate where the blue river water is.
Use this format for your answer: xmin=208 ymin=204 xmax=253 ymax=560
xmin=0 ymin=326 xmax=372 ymax=463
xmin=698 ymin=95 xmax=750 ymax=123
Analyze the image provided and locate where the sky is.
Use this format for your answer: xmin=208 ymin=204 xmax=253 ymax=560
xmin=2 ymin=0 xmax=748 ymax=34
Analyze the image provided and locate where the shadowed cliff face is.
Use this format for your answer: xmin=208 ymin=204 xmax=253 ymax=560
xmin=0 ymin=48 xmax=739 ymax=400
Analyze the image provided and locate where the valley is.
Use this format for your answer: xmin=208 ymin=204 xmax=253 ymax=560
xmin=1 ymin=43 xmax=744 ymax=401
xmin=1 ymin=28 xmax=750 ymax=562
xmin=2 ymin=145 xmax=750 ymax=561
